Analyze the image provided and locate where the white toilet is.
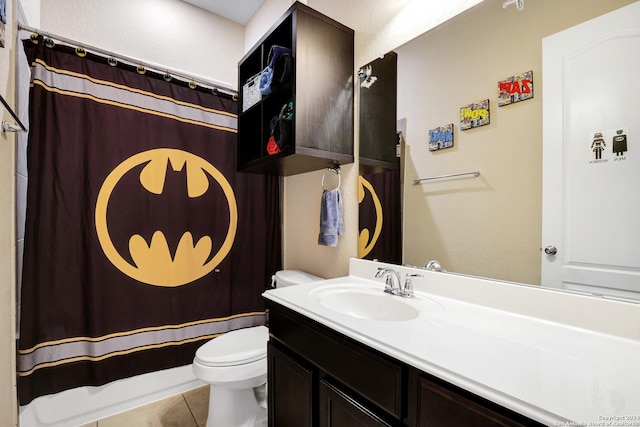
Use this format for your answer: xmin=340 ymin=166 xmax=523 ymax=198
xmin=192 ymin=270 xmax=321 ymax=427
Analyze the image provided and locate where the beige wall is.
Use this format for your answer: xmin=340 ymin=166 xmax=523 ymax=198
xmin=1 ymin=0 xmax=18 ymax=422
xmin=398 ymin=0 xmax=636 ymax=285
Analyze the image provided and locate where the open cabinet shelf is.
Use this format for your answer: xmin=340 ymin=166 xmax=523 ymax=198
xmin=237 ymin=2 xmax=354 ymax=176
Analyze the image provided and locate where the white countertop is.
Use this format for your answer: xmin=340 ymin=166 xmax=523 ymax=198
xmin=263 ymin=259 xmax=640 ymax=425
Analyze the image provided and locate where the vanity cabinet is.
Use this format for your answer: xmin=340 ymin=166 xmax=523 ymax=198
xmin=267 ymin=302 xmax=545 ymax=427
xmin=237 ymin=2 xmax=354 ymax=176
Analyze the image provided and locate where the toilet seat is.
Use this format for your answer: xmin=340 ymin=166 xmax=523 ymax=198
xmin=194 ymin=326 xmax=268 ymax=368
xmin=190 ymin=272 xmax=318 ymax=427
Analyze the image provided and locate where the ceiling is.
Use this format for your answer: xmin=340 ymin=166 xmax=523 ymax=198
xmin=181 ymin=0 xmax=265 ymax=25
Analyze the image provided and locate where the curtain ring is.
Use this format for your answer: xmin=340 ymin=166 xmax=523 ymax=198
xmin=136 ymin=65 xmax=146 ymax=75
xmin=44 ymin=38 xmax=55 ymax=48
xmin=30 ymin=33 xmax=39 ymax=44
xmin=232 ymin=93 xmax=238 ymax=102
xmin=321 ymin=167 xmax=341 ymax=191
xmin=75 ymin=47 xmax=87 ymax=57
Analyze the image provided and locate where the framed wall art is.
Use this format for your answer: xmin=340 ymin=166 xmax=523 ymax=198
xmin=498 ymin=70 xmax=533 ymax=106
xmin=428 ymin=123 xmax=454 ymax=151
xmin=460 ymin=99 xmax=490 ymax=130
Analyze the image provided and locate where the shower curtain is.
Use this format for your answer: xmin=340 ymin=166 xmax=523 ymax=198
xmin=18 ymin=37 xmax=281 ymax=405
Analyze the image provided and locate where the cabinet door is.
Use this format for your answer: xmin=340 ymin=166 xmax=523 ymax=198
xmin=268 ymin=303 xmax=404 ymax=419
xmin=319 ymin=380 xmax=394 ymax=427
xmin=268 ymin=341 xmax=314 ymax=427
xmin=416 ymin=377 xmax=537 ymax=427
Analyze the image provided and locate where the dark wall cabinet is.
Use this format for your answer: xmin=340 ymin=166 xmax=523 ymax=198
xmin=359 ymin=52 xmax=398 ymax=173
xmin=237 ymin=2 xmax=354 ymax=176
xmin=267 ymin=302 xmax=545 ymax=427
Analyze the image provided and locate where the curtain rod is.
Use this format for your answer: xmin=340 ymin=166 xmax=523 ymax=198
xmin=18 ymin=23 xmax=238 ymax=99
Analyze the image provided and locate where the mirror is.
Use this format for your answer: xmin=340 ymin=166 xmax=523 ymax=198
xmin=358 ymin=0 xmax=639 ymax=300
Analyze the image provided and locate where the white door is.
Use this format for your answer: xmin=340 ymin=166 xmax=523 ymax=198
xmin=542 ymin=1 xmax=640 ymax=300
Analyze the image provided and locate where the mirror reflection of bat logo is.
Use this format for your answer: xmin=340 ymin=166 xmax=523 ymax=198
xmin=358 ymin=176 xmax=383 ymax=258
xmin=95 ymin=149 xmax=237 ymax=287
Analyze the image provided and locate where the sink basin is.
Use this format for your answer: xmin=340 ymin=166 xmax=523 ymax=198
xmin=309 ymin=285 xmax=419 ymax=321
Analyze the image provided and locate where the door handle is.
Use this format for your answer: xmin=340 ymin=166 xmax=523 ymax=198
xmin=544 ymin=246 xmax=557 ymax=255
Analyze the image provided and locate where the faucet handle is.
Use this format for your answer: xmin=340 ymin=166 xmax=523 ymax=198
xmin=376 ymin=267 xmax=392 ymax=293
xmin=403 ymin=273 xmax=423 ymax=298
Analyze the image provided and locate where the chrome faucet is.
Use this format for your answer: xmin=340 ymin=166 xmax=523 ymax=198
xmin=375 ymin=268 xmax=423 ymax=298
xmin=375 ymin=267 xmax=401 ymax=295
xmin=424 ymin=260 xmax=445 ymax=272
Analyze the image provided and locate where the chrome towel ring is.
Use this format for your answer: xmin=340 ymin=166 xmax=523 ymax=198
xmin=322 ymin=167 xmax=341 ymax=191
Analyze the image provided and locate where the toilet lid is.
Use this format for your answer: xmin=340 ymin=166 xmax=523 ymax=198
xmin=275 ymin=270 xmax=322 ymax=287
xmin=195 ymin=326 xmax=268 ymax=367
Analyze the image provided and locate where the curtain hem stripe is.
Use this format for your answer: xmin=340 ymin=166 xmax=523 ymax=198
xmin=18 ymin=312 xmax=267 ymax=375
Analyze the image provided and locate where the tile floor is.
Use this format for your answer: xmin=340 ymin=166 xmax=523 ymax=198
xmin=80 ymin=385 xmax=210 ymax=427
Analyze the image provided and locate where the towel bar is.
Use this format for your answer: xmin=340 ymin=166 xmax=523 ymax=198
xmin=413 ymin=171 xmax=480 ymax=184
xmin=1 ymin=94 xmax=27 ymax=133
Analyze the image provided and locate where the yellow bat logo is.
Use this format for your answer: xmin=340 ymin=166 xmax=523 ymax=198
xmin=95 ymin=148 xmax=237 ymax=287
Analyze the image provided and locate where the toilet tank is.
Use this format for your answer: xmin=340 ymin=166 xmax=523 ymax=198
xmin=272 ymin=270 xmax=322 ymax=288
